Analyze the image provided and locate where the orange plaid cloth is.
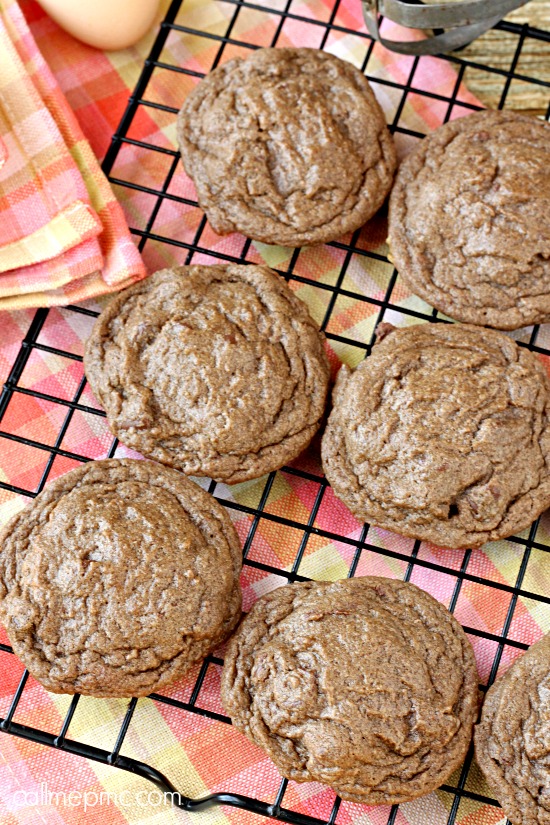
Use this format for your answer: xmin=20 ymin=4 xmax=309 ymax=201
xmin=1 ymin=3 xmax=548 ymax=825
xmin=0 ymin=0 xmax=145 ymax=309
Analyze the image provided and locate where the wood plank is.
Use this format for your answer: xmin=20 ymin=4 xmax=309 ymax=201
xmin=417 ymin=0 xmax=549 ymax=115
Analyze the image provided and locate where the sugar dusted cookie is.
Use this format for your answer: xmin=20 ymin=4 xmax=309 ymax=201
xmin=222 ymin=576 xmax=479 ymax=804
xmin=84 ymin=264 xmax=330 ymax=483
xmin=388 ymin=110 xmax=550 ymax=330
xmin=178 ymin=48 xmax=396 ymax=247
xmin=322 ymin=322 xmax=550 ymax=548
xmin=0 ymin=459 xmax=242 ymax=697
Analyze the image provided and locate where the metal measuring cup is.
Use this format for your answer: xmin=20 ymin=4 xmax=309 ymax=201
xmin=362 ymin=0 xmax=531 ymax=54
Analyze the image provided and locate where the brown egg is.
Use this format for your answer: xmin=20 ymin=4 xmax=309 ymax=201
xmin=36 ymin=0 xmax=161 ymax=51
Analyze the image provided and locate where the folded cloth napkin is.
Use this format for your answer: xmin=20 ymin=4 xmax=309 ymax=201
xmin=0 ymin=134 xmax=7 ymax=169
xmin=0 ymin=0 xmax=146 ymax=309
xmin=5 ymin=5 xmax=544 ymax=825
xmin=0 ymin=21 xmax=102 ymax=273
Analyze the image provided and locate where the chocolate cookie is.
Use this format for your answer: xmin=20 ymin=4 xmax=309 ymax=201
xmin=475 ymin=634 xmax=550 ymax=825
xmin=84 ymin=264 xmax=330 ymax=484
xmin=222 ymin=576 xmax=479 ymax=804
xmin=321 ymin=322 xmax=550 ymax=549
xmin=388 ymin=110 xmax=550 ymax=330
xmin=0 ymin=459 xmax=242 ymax=697
xmin=177 ymin=48 xmax=396 ymax=247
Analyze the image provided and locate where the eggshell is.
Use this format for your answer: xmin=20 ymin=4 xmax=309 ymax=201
xmin=36 ymin=0 xmax=161 ymax=51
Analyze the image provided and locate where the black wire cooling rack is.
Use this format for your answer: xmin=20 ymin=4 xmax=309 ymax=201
xmin=0 ymin=1 xmax=549 ymax=824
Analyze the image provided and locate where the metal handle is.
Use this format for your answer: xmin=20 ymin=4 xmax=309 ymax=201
xmin=362 ymin=0 xmax=530 ymax=54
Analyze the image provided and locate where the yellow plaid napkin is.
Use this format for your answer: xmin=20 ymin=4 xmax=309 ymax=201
xmin=0 ymin=0 xmax=145 ymax=309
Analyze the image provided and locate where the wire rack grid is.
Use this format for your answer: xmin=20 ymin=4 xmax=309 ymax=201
xmin=0 ymin=1 xmax=549 ymax=824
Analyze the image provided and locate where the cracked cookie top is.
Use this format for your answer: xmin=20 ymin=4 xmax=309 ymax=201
xmin=177 ymin=48 xmax=396 ymax=247
xmin=321 ymin=322 xmax=550 ymax=548
xmin=0 ymin=459 xmax=242 ymax=697
xmin=388 ymin=110 xmax=550 ymax=330
xmin=221 ymin=576 xmax=479 ymax=804
xmin=84 ymin=264 xmax=330 ymax=484
xmin=475 ymin=633 xmax=550 ymax=825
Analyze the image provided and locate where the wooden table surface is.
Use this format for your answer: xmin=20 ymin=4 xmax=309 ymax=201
xmin=445 ymin=0 xmax=549 ymax=116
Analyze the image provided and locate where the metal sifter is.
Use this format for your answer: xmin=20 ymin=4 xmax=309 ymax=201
xmin=362 ymin=0 xmax=531 ymax=54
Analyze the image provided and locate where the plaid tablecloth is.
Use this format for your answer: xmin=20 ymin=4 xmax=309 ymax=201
xmin=0 ymin=1 xmax=548 ymax=824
